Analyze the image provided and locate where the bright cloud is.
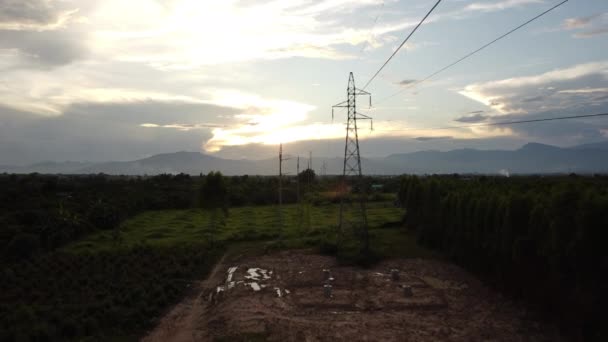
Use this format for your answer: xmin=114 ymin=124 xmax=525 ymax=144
xmin=202 ymin=94 xmax=321 ymax=152
xmin=464 ymin=0 xmax=544 ymax=13
xmin=460 ymin=61 xmax=608 ymax=114
xmin=88 ymin=0 xmax=416 ymax=68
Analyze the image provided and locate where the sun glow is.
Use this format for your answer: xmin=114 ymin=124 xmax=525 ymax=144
xmin=202 ymin=91 xmax=344 ymax=152
xmin=91 ymin=0 xmax=394 ymax=67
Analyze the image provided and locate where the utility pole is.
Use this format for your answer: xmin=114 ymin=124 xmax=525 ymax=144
xmin=307 ymin=151 xmax=313 ymax=192
xmin=332 ymin=72 xmax=373 ymax=254
xmin=296 ymin=156 xmax=300 ymax=204
xmin=278 ymin=144 xmax=292 ymax=234
xmin=279 ymin=143 xmax=283 ymax=208
xmin=309 ymin=151 xmax=313 ymax=171
xmin=278 ymin=144 xmax=287 ymax=233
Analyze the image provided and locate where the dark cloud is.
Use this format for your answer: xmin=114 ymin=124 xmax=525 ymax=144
xmin=594 ymin=94 xmax=608 ymax=101
xmin=522 ymin=95 xmax=545 ymax=103
xmin=481 ymin=104 xmax=608 ymax=147
xmin=462 ymin=62 xmax=608 ymax=115
xmin=0 ymin=29 xmax=87 ymax=67
xmin=397 ymin=79 xmax=418 ymax=86
xmin=0 ymin=101 xmax=241 ymax=165
xmin=64 ymin=101 xmax=240 ymax=125
xmin=0 ymin=1 xmax=86 ymax=68
xmin=454 ymin=113 xmax=489 ymax=123
xmin=0 ymin=0 xmax=75 ymax=30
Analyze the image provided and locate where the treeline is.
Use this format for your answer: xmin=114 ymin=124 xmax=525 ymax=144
xmin=0 ymin=173 xmax=195 ymax=261
xmin=399 ymin=175 xmax=608 ymax=341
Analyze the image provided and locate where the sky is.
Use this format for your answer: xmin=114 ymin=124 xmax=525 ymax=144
xmin=0 ymin=0 xmax=607 ymax=165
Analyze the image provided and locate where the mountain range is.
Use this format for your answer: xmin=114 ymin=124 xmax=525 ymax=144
xmin=2 ymin=142 xmax=608 ymax=175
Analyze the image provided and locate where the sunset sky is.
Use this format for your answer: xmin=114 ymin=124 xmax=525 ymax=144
xmin=1 ymin=0 xmax=607 ymax=164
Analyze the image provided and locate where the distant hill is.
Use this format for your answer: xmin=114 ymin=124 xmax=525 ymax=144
xmin=384 ymin=142 xmax=608 ymax=174
xmin=2 ymin=142 xmax=608 ymax=175
xmin=570 ymin=141 xmax=608 ymax=151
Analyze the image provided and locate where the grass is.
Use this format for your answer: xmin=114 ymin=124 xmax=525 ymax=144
xmin=33 ymin=200 xmax=432 ymax=341
xmin=65 ymin=202 xmax=409 ymax=255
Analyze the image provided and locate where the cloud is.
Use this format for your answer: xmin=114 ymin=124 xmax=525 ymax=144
xmin=202 ymin=94 xmax=326 ymax=152
xmin=0 ymin=29 xmax=88 ymax=68
xmin=558 ymin=87 xmax=608 ymax=94
xmin=563 ymin=13 xmax=603 ymax=30
xmin=458 ymin=62 xmax=608 ymax=146
xmin=0 ymin=0 xmax=78 ymax=31
xmin=562 ymin=12 xmax=608 ymax=39
xmin=0 ymin=100 xmax=238 ymax=164
xmin=414 ymin=136 xmax=452 ymax=141
xmin=464 ymin=0 xmax=544 ymax=13
xmin=141 ymin=122 xmax=225 ymax=131
xmin=397 ymin=79 xmax=418 ymax=86
xmin=521 ymin=95 xmax=545 ymax=103
xmin=574 ymin=27 xmax=608 ymax=38
xmin=459 ymin=61 xmax=608 ymax=114
xmin=454 ymin=113 xmax=489 ymax=123
xmin=481 ymin=110 xmax=608 ymax=147
xmin=90 ymin=0 xmax=420 ymax=68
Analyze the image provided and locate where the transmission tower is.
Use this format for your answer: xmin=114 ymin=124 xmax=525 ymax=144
xmin=331 ymin=72 xmax=373 ymax=253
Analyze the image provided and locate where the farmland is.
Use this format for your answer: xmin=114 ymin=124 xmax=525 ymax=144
xmin=1 ymin=173 xmax=606 ymax=341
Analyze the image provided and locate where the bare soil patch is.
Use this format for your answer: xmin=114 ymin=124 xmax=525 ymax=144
xmin=143 ymin=250 xmax=559 ymax=341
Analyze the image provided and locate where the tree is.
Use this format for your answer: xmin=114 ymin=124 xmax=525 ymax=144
xmin=298 ymin=168 xmax=316 ymax=185
xmin=200 ymin=172 xmax=228 ymax=214
xmin=199 ymin=172 xmax=228 ymax=246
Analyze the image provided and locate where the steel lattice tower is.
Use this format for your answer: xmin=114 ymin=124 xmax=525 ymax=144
xmin=332 ymin=72 xmax=372 ymax=253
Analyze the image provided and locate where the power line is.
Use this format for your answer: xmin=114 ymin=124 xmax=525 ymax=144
xmin=362 ymin=0 xmax=443 ymax=90
xmin=377 ymin=0 xmax=569 ymax=104
xmin=375 ymin=112 xmax=608 ymax=132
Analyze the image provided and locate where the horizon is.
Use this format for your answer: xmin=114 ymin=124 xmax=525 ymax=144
xmin=1 ymin=0 xmax=607 ymax=166
xmin=3 ymin=140 xmax=605 ymax=166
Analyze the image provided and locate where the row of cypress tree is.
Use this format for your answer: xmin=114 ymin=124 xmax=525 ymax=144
xmin=398 ymin=175 xmax=608 ymax=341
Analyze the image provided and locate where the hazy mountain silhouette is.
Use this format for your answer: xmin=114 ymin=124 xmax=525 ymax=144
xmin=570 ymin=141 xmax=608 ymax=151
xmin=2 ymin=142 xmax=608 ymax=175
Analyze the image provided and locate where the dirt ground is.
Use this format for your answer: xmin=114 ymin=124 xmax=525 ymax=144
xmin=142 ymin=250 xmax=560 ymax=342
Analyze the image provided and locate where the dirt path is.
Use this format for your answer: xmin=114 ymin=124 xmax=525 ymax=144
xmin=142 ymin=253 xmax=228 ymax=342
xmin=142 ymin=250 xmax=560 ymax=341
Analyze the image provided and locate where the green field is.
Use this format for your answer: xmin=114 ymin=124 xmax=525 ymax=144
xmin=1 ymin=201 xmax=432 ymax=341
xmin=65 ymin=201 xmax=432 ymax=259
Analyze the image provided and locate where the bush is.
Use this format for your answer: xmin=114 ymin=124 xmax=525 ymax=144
xmin=5 ymin=233 xmax=40 ymax=259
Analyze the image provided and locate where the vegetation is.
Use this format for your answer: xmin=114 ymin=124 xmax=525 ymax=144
xmin=399 ymin=174 xmax=608 ymax=341
xmin=0 ymin=172 xmax=406 ymax=341
xmin=7 ymin=171 xmax=606 ymax=340
xmin=0 ymin=173 xmax=195 ymax=261
xmin=0 ymin=244 xmax=221 ymax=341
